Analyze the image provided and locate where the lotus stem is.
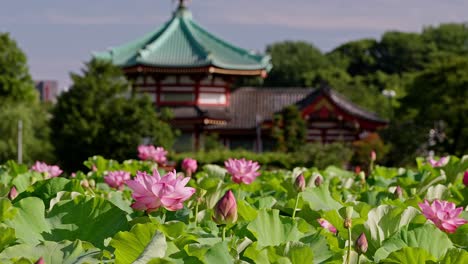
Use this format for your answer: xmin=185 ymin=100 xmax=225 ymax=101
xmin=357 ymin=253 xmax=361 ymax=264
xmin=346 ymin=227 xmax=352 ymax=264
xmin=194 ymin=200 xmax=199 ymax=224
xmin=292 ymin=193 xmax=300 ymax=219
xmin=222 ymin=225 xmax=226 ymax=241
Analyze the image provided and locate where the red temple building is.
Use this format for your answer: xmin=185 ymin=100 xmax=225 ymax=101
xmin=95 ymin=1 xmax=387 ymax=151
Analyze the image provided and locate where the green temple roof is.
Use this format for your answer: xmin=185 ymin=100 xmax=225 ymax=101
xmin=94 ymin=6 xmax=271 ymax=73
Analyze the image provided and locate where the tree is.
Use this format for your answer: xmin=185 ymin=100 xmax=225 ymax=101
xmin=422 ymin=23 xmax=468 ymax=55
xmin=264 ymin=41 xmax=329 ymax=87
xmin=272 ymin=105 xmax=306 ymax=152
xmin=0 ymin=33 xmax=38 ymax=102
xmin=51 ymin=59 xmax=176 ymax=171
xmin=399 ymin=56 xmax=468 ymax=157
xmin=327 ymin=39 xmax=378 ymax=76
xmin=372 ymin=31 xmax=437 ymax=74
xmin=0 ymin=33 xmax=52 ymax=163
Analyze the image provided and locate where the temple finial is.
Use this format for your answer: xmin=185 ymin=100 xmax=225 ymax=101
xmin=178 ymin=0 xmax=189 ymax=8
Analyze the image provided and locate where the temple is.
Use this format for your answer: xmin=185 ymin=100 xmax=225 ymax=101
xmin=94 ymin=2 xmax=387 ymax=151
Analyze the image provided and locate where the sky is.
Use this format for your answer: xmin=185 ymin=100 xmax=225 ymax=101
xmin=1 ymin=0 xmax=467 ymax=89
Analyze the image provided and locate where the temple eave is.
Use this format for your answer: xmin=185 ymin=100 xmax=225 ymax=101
xmin=123 ymin=65 xmax=267 ymax=76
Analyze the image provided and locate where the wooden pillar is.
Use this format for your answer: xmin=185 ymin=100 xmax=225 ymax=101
xmin=194 ymin=125 xmax=200 ymax=151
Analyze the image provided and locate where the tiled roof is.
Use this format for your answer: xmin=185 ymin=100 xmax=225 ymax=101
xmin=93 ymin=7 xmax=271 ymax=71
xmin=207 ymin=86 xmax=387 ymax=130
xmin=295 ymin=86 xmax=388 ymax=123
xmin=210 ymin=87 xmax=312 ymax=129
xmin=171 ymin=106 xmax=229 ymax=120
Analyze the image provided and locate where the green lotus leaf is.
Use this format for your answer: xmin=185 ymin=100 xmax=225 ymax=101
xmin=373 ymin=224 xmax=453 ymax=262
xmin=0 ymin=224 xmax=16 ymax=252
xmin=14 ymin=177 xmax=84 ymax=207
xmin=0 ymin=198 xmax=17 ymax=222
xmin=439 ymin=248 xmax=468 ymax=264
xmin=248 ymin=209 xmax=303 ymax=248
xmin=4 ymin=197 xmax=50 ymax=245
xmin=0 ymin=240 xmax=102 ymax=264
xmin=204 ymin=242 xmax=233 ymax=264
xmin=425 ymin=184 xmax=450 ymax=201
xmin=110 ymin=223 xmax=167 ymax=264
xmin=299 ymin=233 xmax=335 ymax=263
xmin=364 ymin=205 xmax=424 ymax=255
xmin=45 ymin=195 xmax=129 ymax=249
xmin=301 ymin=183 xmax=342 ymax=211
xmin=380 ymin=247 xmax=436 ymax=263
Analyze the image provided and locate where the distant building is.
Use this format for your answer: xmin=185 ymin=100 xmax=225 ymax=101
xmin=35 ymin=80 xmax=59 ymax=103
xmin=94 ymin=1 xmax=387 ymax=151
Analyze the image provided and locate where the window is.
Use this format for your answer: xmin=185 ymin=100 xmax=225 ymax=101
xmin=160 ymin=93 xmax=194 ymax=102
xmin=198 ymin=93 xmax=226 ymax=104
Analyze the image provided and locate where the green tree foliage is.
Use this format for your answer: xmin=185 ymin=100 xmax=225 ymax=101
xmin=0 ymin=33 xmax=53 ymax=163
xmin=0 ymin=102 xmax=54 ymax=163
xmin=372 ymin=31 xmax=437 ymax=75
xmin=272 ymin=105 xmax=306 ymax=152
xmin=0 ymin=33 xmax=38 ymax=103
xmin=399 ymin=56 xmax=468 ymax=156
xmin=422 ymin=23 xmax=468 ymax=55
xmin=327 ymin=39 xmax=378 ymax=76
xmin=51 ymin=59 xmax=176 ymax=171
xmin=264 ymin=41 xmax=329 ymax=87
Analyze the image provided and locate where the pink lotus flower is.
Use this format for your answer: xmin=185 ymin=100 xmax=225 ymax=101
xmin=31 ymin=161 xmax=63 ymax=178
xmin=418 ymin=199 xmax=467 ymax=233
xmin=104 ymin=171 xmax=131 ymax=190
xmin=182 ymin=158 xmax=198 ymax=175
xmin=428 ymin=156 xmax=449 ymax=167
xmin=138 ymin=145 xmax=168 ymax=164
xmin=371 ymin=150 xmax=376 ymax=161
xmin=35 ymin=257 xmax=45 ymax=264
xmin=8 ymin=186 xmax=18 ymax=200
xmin=463 ymin=171 xmax=468 ymax=187
xmin=224 ymin=158 xmax=260 ymax=184
xmin=317 ymin=218 xmax=337 ymax=234
xmin=213 ymin=190 xmax=238 ymax=225
xmin=126 ymin=169 xmax=195 ymax=212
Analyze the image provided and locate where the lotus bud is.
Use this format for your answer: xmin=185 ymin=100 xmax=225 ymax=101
xmin=8 ymin=186 xmax=18 ymax=200
xmin=371 ymin=150 xmax=376 ymax=161
xmin=294 ymin=174 xmax=305 ymax=192
xmin=355 ymin=166 xmax=361 ymax=174
xmin=463 ymin=170 xmax=468 ymax=187
xmin=355 ymin=233 xmax=368 ymax=254
xmin=307 ymin=172 xmax=321 ymax=187
xmin=197 ymin=189 xmax=207 ymax=203
xmin=35 ymin=257 xmax=45 ymax=264
xmin=394 ymin=186 xmax=403 ymax=199
xmin=344 ymin=206 xmax=353 ymax=229
xmin=80 ymin=179 xmax=89 ymax=188
xmin=317 ymin=218 xmax=337 ymax=234
xmin=88 ymin=179 xmax=96 ymax=188
xmin=213 ymin=190 xmax=238 ymax=225
xmin=314 ymin=175 xmax=323 ymax=187
xmin=359 ymin=171 xmax=366 ymax=184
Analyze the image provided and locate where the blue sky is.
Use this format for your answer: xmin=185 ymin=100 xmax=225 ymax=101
xmin=2 ymin=0 xmax=467 ymax=89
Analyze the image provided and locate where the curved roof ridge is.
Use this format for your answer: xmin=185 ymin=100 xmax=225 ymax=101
xmin=178 ymin=15 xmax=211 ymax=63
xmin=137 ymin=17 xmax=181 ymax=61
xmin=93 ymin=5 xmax=271 ymax=72
xmin=188 ymin=19 xmax=264 ymax=62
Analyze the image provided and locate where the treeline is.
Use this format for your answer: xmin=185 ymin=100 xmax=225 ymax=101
xmin=0 ymin=33 xmax=175 ymax=171
xmin=0 ymin=23 xmax=467 ymax=169
xmin=245 ymin=23 xmax=468 ymax=164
